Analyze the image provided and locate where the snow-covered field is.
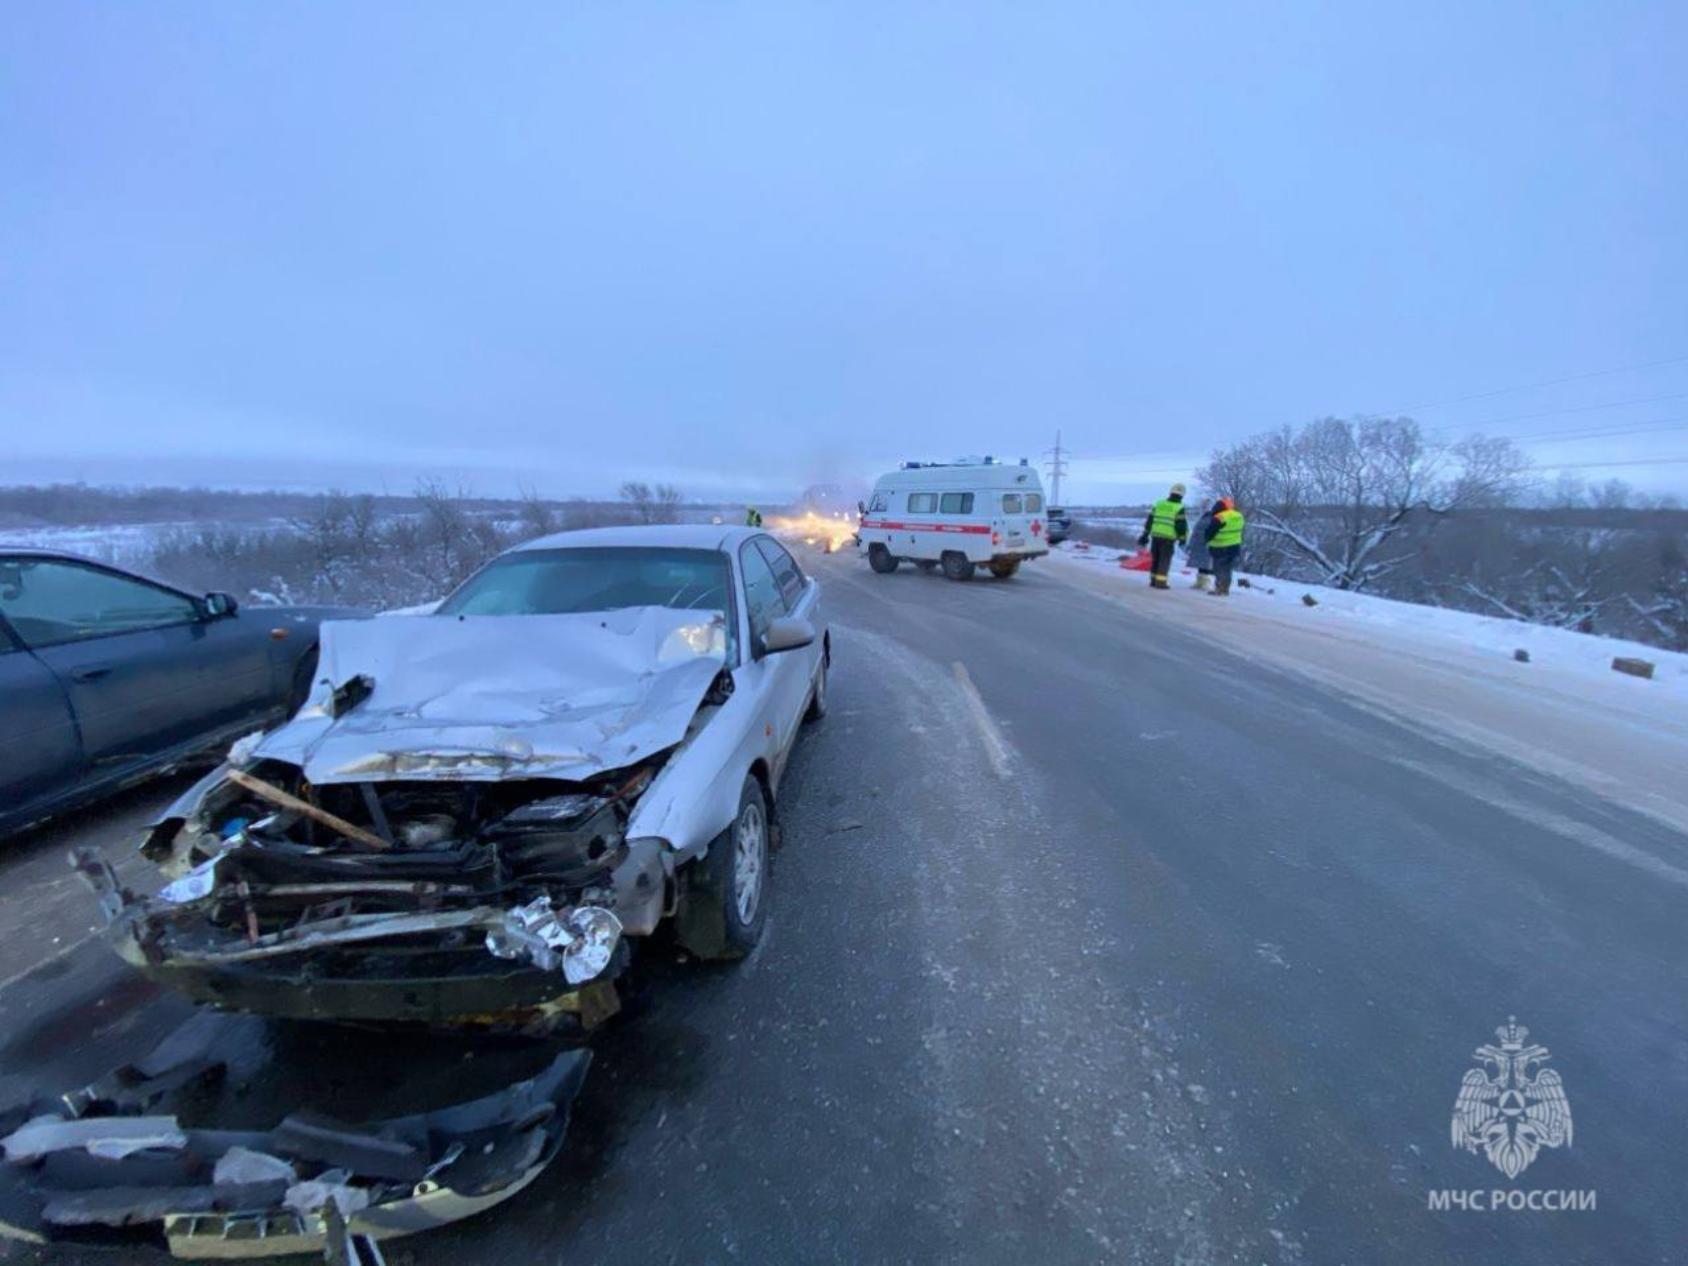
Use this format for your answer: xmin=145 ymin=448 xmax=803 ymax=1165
xmin=1043 ymin=541 xmax=1688 ymax=835
xmin=0 ymin=521 xmax=258 ymax=563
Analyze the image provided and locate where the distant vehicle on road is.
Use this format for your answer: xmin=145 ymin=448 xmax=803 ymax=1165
xmin=0 ymin=549 xmax=355 ymax=835
xmin=858 ymin=458 xmax=1050 ymax=579
xmin=1046 ymin=506 xmax=1073 ymax=545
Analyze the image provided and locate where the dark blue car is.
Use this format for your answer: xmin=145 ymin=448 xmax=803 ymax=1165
xmin=0 ymin=549 xmax=358 ymax=835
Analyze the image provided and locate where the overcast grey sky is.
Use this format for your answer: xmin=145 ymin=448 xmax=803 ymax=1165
xmin=4 ymin=2 xmax=1686 ymax=503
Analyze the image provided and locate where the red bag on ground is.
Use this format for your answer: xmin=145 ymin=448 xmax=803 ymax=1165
xmin=1120 ymin=548 xmax=1152 ymax=571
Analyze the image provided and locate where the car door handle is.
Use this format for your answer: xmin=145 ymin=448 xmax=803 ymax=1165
xmin=69 ymin=665 xmax=114 ymax=682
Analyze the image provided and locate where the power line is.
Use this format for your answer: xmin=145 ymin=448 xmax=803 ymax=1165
xmin=1379 ymin=352 xmax=1688 ymax=416
xmin=1505 ymin=416 xmax=1688 ymax=445
xmin=1424 ymin=390 xmax=1688 ymax=436
xmin=1530 ymin=455 xmax=1688 ymax=471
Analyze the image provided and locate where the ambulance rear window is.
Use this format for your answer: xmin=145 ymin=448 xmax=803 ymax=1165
xmin=939 ymin=492 xmax=974 ymax=514
xmin=1002 ymin=493 xmax=1023 ymax=513
xmin=1025 ymin=492 xmax=1043 ymax=512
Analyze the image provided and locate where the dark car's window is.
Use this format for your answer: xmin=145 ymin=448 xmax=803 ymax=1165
xmin=739 ymin=541 xmax=787 ymax=642
xmin=0 ymin=558 xmax=199 ymax=648
xmin=755 ymin=537 xmax=807 ymax=610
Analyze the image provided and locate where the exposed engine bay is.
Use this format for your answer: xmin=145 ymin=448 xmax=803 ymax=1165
xmin=79 ymin=761 xmax=674 ymax=1034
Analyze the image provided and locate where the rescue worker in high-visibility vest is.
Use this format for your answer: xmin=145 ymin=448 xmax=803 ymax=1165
xmin=1137 ymin=483 xmax=1189 ymax=590
xmin=1204 ymin=496 xmax=1246 ymax=596
xmin=745 ymin=506 xmax=763 ymax=527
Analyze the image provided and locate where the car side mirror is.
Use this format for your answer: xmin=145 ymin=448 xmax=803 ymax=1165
xmin=203 ymin=591 xmax=239 ymax=619
xmin=758 ymin=615 xmax=816 ymax=658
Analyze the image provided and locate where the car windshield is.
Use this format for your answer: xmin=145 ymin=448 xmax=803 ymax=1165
xmin=439 ymin=547 xmax=732 ymax=622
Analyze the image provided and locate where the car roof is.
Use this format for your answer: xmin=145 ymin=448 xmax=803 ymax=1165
xmin=0 ymin=546 xmax=94 ymax=561
xmin=512 ymin=523 xmax=761 ymax=554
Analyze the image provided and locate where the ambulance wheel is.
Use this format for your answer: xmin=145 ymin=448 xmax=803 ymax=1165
xmin=940 ymin=552 xmax=975 ymax=581
xmin=867 ymin=544 xmax=899 ymax=574
xmin=915 ymin=560 xmax=938 ymax=573
xmin=988 ymin=559 xmax=1020 ymax=579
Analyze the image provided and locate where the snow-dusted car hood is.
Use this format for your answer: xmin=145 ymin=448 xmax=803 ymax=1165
xmin=250 ymin=608 xmax=728 ymax=784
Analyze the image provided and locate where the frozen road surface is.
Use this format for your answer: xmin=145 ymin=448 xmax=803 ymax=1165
xmin=3 ymin=549 xmax=1684 ymax=1263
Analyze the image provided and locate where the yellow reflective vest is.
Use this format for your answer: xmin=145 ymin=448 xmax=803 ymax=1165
xmin=1210 ymin=508 xmax=1244 ymax=549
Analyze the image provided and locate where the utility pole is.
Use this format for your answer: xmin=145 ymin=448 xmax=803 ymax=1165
xmin=1043 ymin=429 xmax=1069 ymax=506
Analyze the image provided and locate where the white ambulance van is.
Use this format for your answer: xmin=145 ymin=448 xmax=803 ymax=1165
xmin=857 ymin=458 xmax=1050 ymax=580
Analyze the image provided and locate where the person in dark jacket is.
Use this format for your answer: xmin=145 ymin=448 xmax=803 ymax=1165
xmin=1203 ymin=497 xmax=1245 ymax=596
xmin=1137 ymin=483 xmax=1189 ymax=590
xmin=1186 ymin=505 xmax=1216 ymax=590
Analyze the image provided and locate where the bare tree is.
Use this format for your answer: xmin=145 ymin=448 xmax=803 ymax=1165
xmin=653 ymin=483 xmax=684 ymax=523
xmin=1198 ymin=417 xmax=1531 ymax=590
xmin=619 ymin=481 xmax=656 ymax=524
xmin=515 ymin=486 xmax=557 ymax=539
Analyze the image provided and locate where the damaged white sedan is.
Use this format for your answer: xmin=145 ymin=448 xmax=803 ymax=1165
xmin=79 ymin=525 xmax=830 ymax=1034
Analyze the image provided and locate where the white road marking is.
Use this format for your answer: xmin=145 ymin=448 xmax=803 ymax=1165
xmin=951 ymin=661 xmax=1012 ymax=779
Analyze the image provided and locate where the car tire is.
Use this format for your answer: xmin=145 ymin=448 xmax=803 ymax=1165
xmin=940 ymin=552 xmax=975 ymax=581
xmin=286 ymin=645 xmax=320 ymax=715
xmin=676 ymin=776 xmax=769 ymax=961
xmin=988 ymin=559 xmax=1020 ymax=579
xmin=803 ymin=646 xmax=829 ymax=722
xmin=868 ymin=544 xmax=898 ymax=574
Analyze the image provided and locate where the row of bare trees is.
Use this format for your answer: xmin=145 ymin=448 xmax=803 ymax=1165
xmin=1194 ymin=416 xmax=1688 ymax=651
xmin=143 ymin=481 xmax=689 ymax=609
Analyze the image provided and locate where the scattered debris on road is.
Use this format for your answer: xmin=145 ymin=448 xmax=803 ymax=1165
xmin=0 ymin=1016 xmax=590 ymax=1260
xmin=1612 ymin=655 xmax=1655 ymax=679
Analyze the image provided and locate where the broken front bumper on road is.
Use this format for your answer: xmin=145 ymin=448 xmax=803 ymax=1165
xmin=0 ymin=1017 xmax=591 ymax=1260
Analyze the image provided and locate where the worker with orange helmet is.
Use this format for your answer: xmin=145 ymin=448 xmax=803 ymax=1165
xmin=1203 ymin=496 xmax=1246 ymax=595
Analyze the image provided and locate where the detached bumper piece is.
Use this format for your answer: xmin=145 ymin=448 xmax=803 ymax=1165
xmin=0 ymin=1021 xmax=591 ymax=1261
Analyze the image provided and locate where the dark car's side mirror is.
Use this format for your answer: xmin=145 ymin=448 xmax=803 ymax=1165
xmin=757 ymin=615 xmax=816 ymax=658
xmin=203 ymin=591 xmax=239 ymax=619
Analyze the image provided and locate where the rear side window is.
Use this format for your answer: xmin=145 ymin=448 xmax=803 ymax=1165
xmin=1002 ymin=493 xmax=1023 ymax=514
xmin=939 ymin=492 xmax=974 ymax=514
xmin=908 ymin=493 xmax=938 ymax=513
xmin=755 ymin=537 xmax=807 ymax=609
xmin=739 ymin=542 xmax=787 ymax=641
xmin=1025 ymin=492 xmax=1044 ymax=512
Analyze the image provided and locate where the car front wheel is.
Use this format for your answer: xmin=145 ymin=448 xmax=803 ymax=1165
xmin=676 ymin=776 xmax=770 ymax=960
xmin=804 ymin=648 xmax=829 ymax=722
xmin=868 ymin=543 xmax=898 ymax=574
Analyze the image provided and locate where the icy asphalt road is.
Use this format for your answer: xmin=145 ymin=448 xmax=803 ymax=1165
xmin=2 ymin=550 xmax=1684 ymax=1264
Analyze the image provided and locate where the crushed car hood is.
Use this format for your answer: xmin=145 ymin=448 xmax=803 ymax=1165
xmin=251 ymin=607 xmax=728 ymax=784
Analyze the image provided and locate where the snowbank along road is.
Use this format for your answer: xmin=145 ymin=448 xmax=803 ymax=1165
xmin=2 ymin=546 xmax=1683 ymax=1263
